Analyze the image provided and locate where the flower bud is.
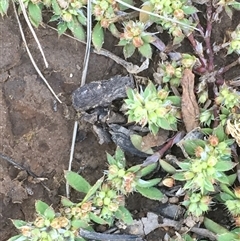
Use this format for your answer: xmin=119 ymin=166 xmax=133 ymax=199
xmin=58 ymin=217 xmax=69 ymax=227
xmin=208 ymin=135 xmax=219 ymax=147
xmin=234 ymin=216 xmax=240 ymax=227
xmin=62 ymin=12 xmax=73 ymax=22
xmin=234 ymin=187 xmax=240 ymax=199
xmin=173 ymin=9 xmax=185 ymax=19
xmin=34 ymin=217 xmax=45 ymax=228
xmin=50 ymin=218 xmax=61 ymax=229
xmin=81 ymin=202 xmax=92 ymax=213
xmin=195 ymin=146 xmax=204 ymax=158
xmin=108 ymin=202 xmax=119 ymax=212
xmin=132 ymin=36 xmax=144 ymax=48
xmin=21 ymin=226 xmax=32 ymax=237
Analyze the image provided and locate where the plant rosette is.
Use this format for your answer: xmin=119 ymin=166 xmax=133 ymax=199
xmin=124 ymin=81 xmax=181 ymax=135
xmin=140 ymin=0 xmax=198 ymax=44
xmin=105 ymin=147 xmax=164 ymax=200
xmin=173 ymin=126 xmax=236 ymax=195
xmin=118 ymin=20 xmax=155 ymax=59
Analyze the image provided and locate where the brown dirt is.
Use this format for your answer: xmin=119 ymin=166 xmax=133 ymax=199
xmin=0 ymin=6 xmax=240 ymax=241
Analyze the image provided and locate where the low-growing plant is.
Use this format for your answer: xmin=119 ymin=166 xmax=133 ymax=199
xmin=124 ymin=81 xmax=181 ymax=134
xmin=9 ymin=147 xmax=163 ymax=241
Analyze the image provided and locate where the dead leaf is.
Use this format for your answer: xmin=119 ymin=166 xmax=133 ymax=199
xmin=181 ymin=69 xmax=200 ymax=132
xmin=141 ymin=129 xmax=169 ymax=151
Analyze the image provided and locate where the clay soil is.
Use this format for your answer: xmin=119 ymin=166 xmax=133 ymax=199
xmin=0 ymin=6 xmax=240 ymax=241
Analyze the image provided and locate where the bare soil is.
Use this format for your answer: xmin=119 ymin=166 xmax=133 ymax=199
xmin=0 ymin=7 xmax=240 ymax=241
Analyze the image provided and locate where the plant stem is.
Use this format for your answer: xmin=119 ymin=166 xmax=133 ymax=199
xmin=205 ymin=1 xmax=214 ymax=72
xmin=217 ymin=57 xmax=240 ymax=75
xmin=187 ymin=33 xmax=207 ymax=70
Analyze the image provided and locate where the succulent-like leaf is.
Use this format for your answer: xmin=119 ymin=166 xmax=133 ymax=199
xmin=109 ymin=23 xmax=121 ymax=38
xmin=11 ymin=220 xmax=28 ymax=229
xmin=123 ymin=43 xmax=136 ymax=59
xmin=0 ymin=0 xmax=9 ymax=16
xmin=218 ymin=233 xmax=238 ymax=241
xmin=167 ymin=96 xmax=181 ymax=106
xmin=64 ymin=171 xmax=91 ymax=193
xmin=159 ymin=159 xmax=176 ymax=174
xmin=71 ymin=219 xmax=89 ymax=229
xmin=28 ymin=2 xmax=42 ymax=28
xmin=231 ymin=2 xmax=240 ymax=10
xmin=213 ymin=125 xmax=226 ymax=142
xmin=176 ymin=161 xmax=191 ymax=171
xmin=219 ymin=192 xmax=234 ymax=202
xmin=214 ymin=161 xmax=236 ymax=172
xmin=92 ymin=22 xmax=104 ymax=51
xmin=182 ymin=5 xmax=198 ymax=15
xmin=173 ymin=172 xmax=186 ymax=181
xmin=157 ymin=118 xmax=174 ymax=131
xmin=140 ymin=162 xmax=158 ymax=176
xmin=57 ymin=22 xmax=68 ymax=36
xmin=137 ymin=178 xmax=161 ymax=188
xmin=44 ymin=206 xmax=55 ymax=220
xmin=114 ymin=147 xmax=125 ymax=167
xmin=127 ymin=164 xmax=141 ymax=173
xmin=214 ymin=172 xmax=230 ymax=185
xmin=183 ymin=139 xmax=205 ymax=156
xmin=82 ymin=177 xmax=104 ymax=203
xmin=7 ymin=235 xmax=27 ymax=241
xmin=106 ymin=152 xmax=117 ymax=165
xmin=61 ymin=196 xmax=74 ymax=207
xmin=51 ymin=0 xmax=62 ymax=15
xmin=67 ymin=18 xmax=86 ymax=41
xmin=143 ymin=82 xmax=156 ymax=99
xmin=77 ymin=10 xmax=87 ymax=25
xmin=204 ymin=217 xmax=229 ymax=235
xmin=115 ymin=206 xmax=133 ymax=225
xmin=89 ymin=212 xmax=107 ymax=225
xmin=136 ymin=186 xmax=164 ymax=200
xmin=35 ymin=200 xmax=49 ymax=215
xmin=138 ymin=43 xmax=152 ymax=59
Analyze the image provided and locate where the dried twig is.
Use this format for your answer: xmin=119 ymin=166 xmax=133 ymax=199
xmin=191 ymin=227 xmax=217 ymax=241
xmin=17 ymin=0 xmax=48 ymax=68
xmin=66 ymin=121 xmax=78 ymax=198
xmin=12 ymin=2 xmax=62 ymax=103
xmin=0 ymin=153 xmax=50 ymax=192
xmin=80 ymin=0 xmax=92 ymax=87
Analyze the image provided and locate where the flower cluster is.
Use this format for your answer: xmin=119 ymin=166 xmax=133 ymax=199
xmin=228 ymin=24 xmax=240 ymax=55
xmin=93 ymin=0 xmax=119 ymax=28
xmin=141 ymin=0 xmax=197 ymax=44
xmin=154 ymin=54 xmax=196 ymax=86
xmin=124 ymin=82 xmax=181 ymax=134
xmin=118 ymin=21 xmax=155 ymax=58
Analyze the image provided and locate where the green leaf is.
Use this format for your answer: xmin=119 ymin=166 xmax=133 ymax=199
xmin=106 ymin=153 xmax=117 ymax=165
xmin=123 ymin=43 xmax=136 ymax=59
xmin=126 ymin=87 xmax=134 ymax=99
xmin=35 ymin=200 xmax=49 ymax=215
xmin=215 ymin=172 xmax=230 ymax=185
xmin=218 ymin=233 xmax=237 ymax=241
xmin=49 ymin=14 xmax=60 ymax=22
xmin=114 ymin=147 xmax=125 ymax=167
xmin=115 ymin=206 xmax=133 ymax=225
xmin=44 ymin=206 xmax=55 ymax=220
xmin=109 ymin=23 xmax=121 ymax=38
xmin=172 ymin=172 xmax=186 ymax=181
xmin=64 ymin=171 xmax=91 ymax=193
xmin=138 ymin=43 xmax=152 ymax=59
xmin=127 ymin=164 xmax=141 ymax=173
xmin=140 ymin=162 xmax=158 ymax=176
xmin=213 ymin=125 xmax=226 ymax=142
xmin=182 ymin=5 xmax=198 ymax=15
xmin=0 ymin=0 xmax=9 ymax=16
xmin=136 ymin=186 xmax=164 ymax=200
xmin=137 ymin=178 xmax=161 ymax=188
xmin=219 ymin=192 xmax=234 ymax=202
xmin=200 ymin=128 xmax=213 ymax=135
xmin=224 ymin=5 xmax=233 ymax=19
xmin=157 ymin=118 xmax=174 ymax=131
xmin=71 ymin=219 xmax=90 ymax=229
xmin=89 ymin=212 xmax=108 ymax=225
xmin=204 ymin=217 xmax=229 ymax=235
xmin=82 ymin=176 xmax=104 ymax=203
xmin=231 ymin=2 xmax=240 ymax=10
xmin=183 ymin=139 xmax=205 ymax=156
xmin=77 ymin=10 xmax=87 ymax=25
xmin=11 ymin=220 xmax=28 ymax=229
xmin=51 ymin=0 xmax=62 ymax=15
xmin=92 ymin=22 xmax=104 ymax=51
xmin=7 ymin=235 xmax=27 ymax=241
xmin=214 ymin=161 xmax=236 ymax=172
xmin=159 ymin=159 xmax=176 ymax=174
xmin=61 ymin=196 xmax=74 ymax=207
xmin=67 ymin=18 xmax=86 ymax=41
xmin=28 ymin=2 xmax=42 ymax=27
xmin=118 ymin=39 xmax=128 ymax=46
xmin=167 ymin=96 xmax=181 ymax=106
xmin=176 ymin=161 xmax=191 ymax=171
xmin=143 ymin=81 xmax=156 ymax=99
xmin=57 ymin=22 xmax=68 ymax=36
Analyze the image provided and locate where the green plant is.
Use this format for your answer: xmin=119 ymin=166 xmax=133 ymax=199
xmin=9 ymin=147 xmax=163 ymax=241
xmin=124 ymin=81 xmax=181 ymax=134
xmin=140 ymin=0 xmax=198 ymax=44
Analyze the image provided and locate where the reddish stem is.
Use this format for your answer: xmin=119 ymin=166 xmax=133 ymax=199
xmin=217 ymin=57 xmax=240 ymax=75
